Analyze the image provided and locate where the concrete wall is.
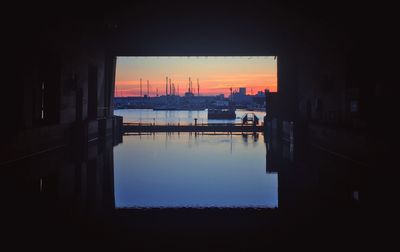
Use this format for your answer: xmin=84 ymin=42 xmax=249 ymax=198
xmin=2 ymin=14 xmax=117 ymax=164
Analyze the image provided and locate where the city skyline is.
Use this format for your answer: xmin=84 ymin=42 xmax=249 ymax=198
xmin=115 ymin=56 xmax=277 ymax=97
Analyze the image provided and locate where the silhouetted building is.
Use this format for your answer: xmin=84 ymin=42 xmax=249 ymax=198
xmin=239 ymin=87 xmax=246 ymax=96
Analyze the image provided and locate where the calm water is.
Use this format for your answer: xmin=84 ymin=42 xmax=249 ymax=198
xmin=114 ymin=109 xmax=266 ymax=125
xmin=114 ymin=133 xmax=278 ymax=208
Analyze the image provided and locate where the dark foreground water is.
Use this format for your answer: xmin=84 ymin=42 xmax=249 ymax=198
xmin=114 ymin=133 xmax=277 ymax=208
xmin=5 ymin=115 xmax=370 ymax=249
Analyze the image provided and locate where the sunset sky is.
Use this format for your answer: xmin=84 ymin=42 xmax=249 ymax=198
xmin=115 ymin=56 xmax=277 ymax=97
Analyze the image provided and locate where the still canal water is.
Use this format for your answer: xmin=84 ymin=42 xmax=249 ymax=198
xmin=114 ymin=108 xmax=266 ymax=125
xmin=113 ymin=109 xmax=277 ymax=208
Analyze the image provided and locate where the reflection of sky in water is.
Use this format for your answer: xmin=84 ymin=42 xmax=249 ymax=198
xmin=114 ymin=133 xmax=278 ymax=208
xmin=114 ymin=109 xmax=266 ymax=125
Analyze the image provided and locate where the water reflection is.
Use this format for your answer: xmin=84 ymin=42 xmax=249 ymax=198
xmin=4 ymin=126 xmax=368 ymax=249
xmin=114 ymin=133 xmax=278 ymax=208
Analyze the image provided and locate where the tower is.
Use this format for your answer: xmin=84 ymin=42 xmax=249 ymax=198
xmin=140 ymin=78 xmax=142 ymax=97
xmin=147 ymin=80 xmax=149 ymax=97
xmin=197 ymin=78 xmax=200 ymax=96
xmin=169 ymin=78 xmax=172 ymax=96
xmin=166 ymin=76 xmax=168 ymax=96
